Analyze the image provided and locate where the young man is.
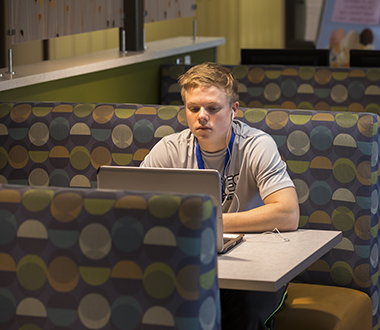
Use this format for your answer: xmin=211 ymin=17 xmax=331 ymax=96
xmin=141 ymin=62 xmax=299 ymax=329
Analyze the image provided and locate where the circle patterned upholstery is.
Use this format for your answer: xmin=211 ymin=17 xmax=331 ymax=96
xmin=0 ymin=100 xmax=379 ymax=328
xmin=0 ymin=103 xmax=186 ymax=188
xmin=161 ymin=65 xmax=380 ymax=114
xmin=0 ymin=185 xmax=219 ymax=330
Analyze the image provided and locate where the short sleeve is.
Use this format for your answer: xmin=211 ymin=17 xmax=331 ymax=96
xmin=249 ymin=133 xmax=294 ymax=200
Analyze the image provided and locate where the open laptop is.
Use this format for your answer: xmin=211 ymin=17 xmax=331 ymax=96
xmin=97 ymin=166 xmax=244 ymax=254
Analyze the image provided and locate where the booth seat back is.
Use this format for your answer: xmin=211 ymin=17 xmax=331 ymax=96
xmin=238 ymin=108 xmax=380 ymax=328
xmin=160 ymin=64 xmax=380 ymax=115
xmin=0 ymin=102 xmax=187 ymax=188
xmin=0 ymin=101 xmax=379 ymax=326
xmin=0 ymin=184 xmax=220 ymax=330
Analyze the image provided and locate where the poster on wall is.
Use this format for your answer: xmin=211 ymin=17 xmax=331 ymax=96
xmin=316 ymin=0 xmax=380 ymax=66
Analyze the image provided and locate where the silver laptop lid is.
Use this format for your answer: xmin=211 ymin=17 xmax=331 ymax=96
xmin=97 ymin=166 xmax=224 ymax=252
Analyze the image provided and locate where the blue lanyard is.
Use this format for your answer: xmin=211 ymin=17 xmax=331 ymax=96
xmin=196 ymin=129 xmax=235 ymax=195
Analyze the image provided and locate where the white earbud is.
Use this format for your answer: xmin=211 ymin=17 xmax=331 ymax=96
xmin=231 ymin=111 xmax=235 ymax=120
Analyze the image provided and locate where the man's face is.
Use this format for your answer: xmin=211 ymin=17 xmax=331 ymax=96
xmin=185 ymin=85 xmax=238 ymax=152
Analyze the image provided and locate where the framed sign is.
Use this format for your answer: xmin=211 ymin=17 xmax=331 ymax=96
xmin=316 ymin=0 xmax=380 ymax=66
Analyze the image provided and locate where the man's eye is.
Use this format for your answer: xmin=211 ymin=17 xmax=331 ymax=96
xmin=189 ymin=107 xmax=199 ymax=112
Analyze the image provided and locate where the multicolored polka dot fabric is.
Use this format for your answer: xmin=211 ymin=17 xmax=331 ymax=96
xmin=0 ymin=100 xmax=379 ymax=327
xmin=0 ymin=184 xmax=220 ymax=330
xmin=0 ymin=102 xmax=187 ymax=188
xmin=160 ymin=64 xmax=380 ymax=114
xmin=238 ymin=108 xmax=380 ymax=329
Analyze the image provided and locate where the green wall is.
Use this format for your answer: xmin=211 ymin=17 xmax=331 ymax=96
xmin=0 ymin=49 xmax=214 ymax=104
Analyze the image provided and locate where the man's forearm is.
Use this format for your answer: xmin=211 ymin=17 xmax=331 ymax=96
xmin=222 ymin=187 xmax=299 ymax=233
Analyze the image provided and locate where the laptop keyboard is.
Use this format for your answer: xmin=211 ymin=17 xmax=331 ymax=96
xmin=223 ymin=237 xmax=231 ymax=244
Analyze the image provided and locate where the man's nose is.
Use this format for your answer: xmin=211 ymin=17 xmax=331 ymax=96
xmin=198 ymin=107 xmax=208 ymax=120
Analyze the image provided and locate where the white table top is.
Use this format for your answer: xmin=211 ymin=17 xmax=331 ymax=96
xmin=218 ymin=229 xmax=342 ymax=292
xmin=0 ymin=36 xmax=225 ymax=91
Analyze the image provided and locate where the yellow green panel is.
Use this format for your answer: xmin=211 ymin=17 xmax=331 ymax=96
xmin=0 ymin=147 xmax=8 ymax=170
xmin=371 ymin=224 xmax=378 ymax=238
xmin=372 ymin=171 xmax=378 ymax=184
xmin=20 ymin=322 xmax=45 ymax=330
xmin=17 ymin=255 xmax=47 ymax=291
xmin=29 ymin=151 xmax=49 ymax=163
xmin=73 ymin=104 xmax=96 ymax=118
xmin=84 ymin=198 xmax=115 ymax=215
xmin=79 ymin=266 xmax=111 ymax=286
xmin=297 ymin=102 xmax=313 ymax=110
xmin=158 ymin=106 xmax=180 ymax=120
xmin=289 ymin=115 xmax=312 ymax=125
xmin=366 ymin=69 xmax=380 ymax=82
xmin=298 ymin=215 xmax=309 ymax=227
xmin=143 ymin=262 xmax=175 ymax=299
xmin=373 ymin=122 xmax=378 ymax=136
xmin=70 ymin=146 xmax=91 ymax=170
xmin=335 ymin=113 xmax=359 ymax=128
xmin=22 ymin=189 xmax=55 ymax=212
xmin=298 ymin=67 xmax=315 ymax=80
xmin=200 ymin=268 xmax=216 ymax=290
xmin=364 ymin=103 xmax=380 ymax=115
xmin=202 ymin=199 xmax=214 ymax=221
xmin=232 ymin=66 xmax=249 ymax=79
xmin=112 ymin=153 xmax=133 ymax=166
xmin=308 ymin=259 xmax=330 ymax=272
xmin=32 ymin=107 xmax=53 ymax=117
xmin=244 ymin=108 xmax=267 ymax=123
xmin=115 ymin=109 xmax=135 ymax=119
xmin=0 ymin=103 xmax=13 ymax=118
xmin=371 ymin=271 xmax=379 ymax=286
xmin=287 ymin=161 xmax=309 ymax=174
xmin=332 ymin=72 xmax=349 ymax=80
xmin=265 ymin=71 xmax=282 ymax=79
xmin=148 ymin=195 xmax=181 ymax=219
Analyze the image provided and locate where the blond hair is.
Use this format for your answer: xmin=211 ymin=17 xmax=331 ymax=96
xmin=178 ymin=62 xmax=239 ymax=106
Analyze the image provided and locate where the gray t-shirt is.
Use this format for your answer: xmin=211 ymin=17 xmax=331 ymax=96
xmin=141 ymin=120 xmax=294 ymax=213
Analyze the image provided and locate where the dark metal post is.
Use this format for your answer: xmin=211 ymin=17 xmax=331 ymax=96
xmin=119 ymin=0 xmax=144 ymax=52
xmin=0 ymin=0 xmax=5 ymax=71
xmin=6 ymin=0 xmax=15 ymax=74
xmin=43 ymin=39 xmax=49 ymax=61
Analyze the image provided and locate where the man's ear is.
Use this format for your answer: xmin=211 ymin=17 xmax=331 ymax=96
xmin=232 ymin=101 xmax=239 ymax=118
